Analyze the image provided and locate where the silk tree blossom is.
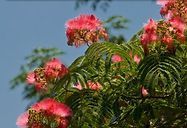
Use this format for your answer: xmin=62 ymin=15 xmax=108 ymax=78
xmin=156 ymin=0 xmax=169 ymax=6
xmin=112 ymin=52 xmax=141 ymax=64
xmin=162 ymin=35 xmax=173 ymax=45
xmin=26 ymin=68 xmax=47 ymax=91
xmin=133 ymin=55 xmax=141 ymax=64
xmin=141 ymin=0 xmax=187 ymax=54
xmin=158 ymin=19 xmax=186 ymax=47
xmin=44 ymin=58 xmax=68 ymax=79
xmin=26 ymin=72 xmax=36 ymax=85
xmin=87 ymin=81 xmax=102 ymax=91
xmin=144 ymin=18 xmax=157 ymax=33
xmin=141 ymin=19 xmax=158 ymax=45
xmin=65 ymin=14 xmax=108 ymax=47
xmin=129 ymin=51 xmax=141 ymax=64
xmin=169 ymin=17 xmax=186 ymax=34
xmin=73 ymin=82 xmax=83 ymax=90
xmin=157 ymin=0 xmax=187 ymax=24
xmin=73 ymin=81 xmax=102 ymax=91
xmin=26 ymin=58 xmax=68 ymax=91
xmin=169 ymin=17 xmax=186 ymax=42
xmin=140 ymin=19 xmax=157 ymax=54
xmin=140 ymin=17 xmax=186 ymax=54
xmin=16 ymin=112 xmax=29 ymax=128
xmin=31 ymin=98 xmax=73 ymax=117
xmin=16 ymin=98 xmax=73 ymax=128
xmin=141 ymin=86 xmax=149 ymax=97
xmin=111 ymin=54 xmax=123 ymax=63
xmin=66 ymin=14 xmax=102 ymax=31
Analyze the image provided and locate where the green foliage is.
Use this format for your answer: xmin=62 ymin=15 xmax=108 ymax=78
xmin=138 ymin=52 xmax=182 ymax=89
xmin=48 ymin=38 xmax=187 ymax=127
xmin=104 ymin=16 xmax=129 ymax=44
xmin=13 ymin=39 xmax=187 ymax=127
xmin=12 ymin=33 xmax=187 ymax=128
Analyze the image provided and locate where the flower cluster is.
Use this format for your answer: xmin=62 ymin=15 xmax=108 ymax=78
xmin=112 ymin=53 xmax=141 ymax=64
xmin=87 ymin=81 xmax=102 ymax=91
xmin=65 ymin=14 xmax=108 ymax=47
xmin=16 ymin=98 xmax=73 ymax=128
xmin=73 ymin=81 xmax=102 ymax=91
xmin=157 ymin=0 xmax=187 ymax=24
xmin=140 ymin=0 xmax=187 ymax=54
xmin=27 ymin=58 xmax=68 ymax=91
xmin=140 ymin=19 xmax=157 ymax=54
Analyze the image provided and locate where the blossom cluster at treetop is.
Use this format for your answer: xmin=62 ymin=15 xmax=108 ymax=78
xmin=16 ymin=0 xmax=187 ymax=127
xmin=65 ymin=14 xmax=108 ymax=47
xmin=141 ymin=0 xmax=187 ymax=54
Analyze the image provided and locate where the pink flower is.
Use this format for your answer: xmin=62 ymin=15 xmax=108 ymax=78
xmin=73 ymin=83 xmax=83 ymax=90
xmin=134 ymin=55 xmax=141 ymax=64
xmin=141 ymin=33 xmax=157 ymax=45
xmin=73 ymin=81 xmax=102 ymax=91
xmin=162 ymin=35 xmax=173 ymax=45
xmin=141 ymin=19 xmax=157 ymax=45
xmin=156 ymin=0 xmax=169 ymax=6
xmin=111 ymin=54 xmax=123 ymax=63
xmin=129 ymin=52 xmax=141 ymax=64
xmin=31 ymin=98 xmax=54 ymax=112
xmin=176 ymin=32 xmax=186 ymax=42
xmin=144 ymin=19 xmax=157 ymax=33
xmin=140 ymin=19 xmax=158 ymax=54
xmin=26 ymin=67 xmax=48 ymax=91
xmin=35 ymin=83 xmax=46 ymax=91
xmin=162 ymin=35 xmax=175 ymax=52
xmin=26 ymin=59 xmax=68 ymax=92
xmin=17 ymin=98 xmax=73 ymax=128
xmin=31 ymin=98 xmax=72 ymax=117
xmin=60 ymin=64 xmax=69 ymax=77
xmin=169 ymin=17 xmax=186 ymax=33
xmin=164 ymin=10 xmax=173 ymax=19
xmin=53 ymin=102 xmax=73 ymax=117
xmin=44 ymin=58 xmax=68 ymax=79
xmin=66 ymin=14 xmax=102 ymax=31
xmin=157 ymin=0 xmax=187 ymax=23
xmin=141 ymin=86 xmax=149 ymax=97
xmin=26 ymin=72 xmax=36 ymax=84
xmin=87 ymin=81 xmax=102 ymax=91
xmin=16 ymin=112 xmax=29 ymax=128
xmin=26 ymin=71 xmax=47 ymax=91
xmin=65 ymin=14 xmax=108 ymax=47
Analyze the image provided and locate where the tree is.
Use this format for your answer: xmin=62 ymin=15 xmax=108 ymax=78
xmin=16 ymin=0 xmax=187 ymax=128
xmin=10 ymin=2 xmax=129 ymax=105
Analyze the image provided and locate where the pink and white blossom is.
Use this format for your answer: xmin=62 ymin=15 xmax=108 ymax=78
xmin=141 ymin=86 xmax=149 ymax=97
xmin=65 ymin=14 xmax=108 ymax=47
xmin=111 ymin=54 xmax=123 ymax=63
xmin=16 ymin=112 xmax=29 ymax=128
xmin=87 ymin=81 xmax=102 ymax=91
xmin=44 ymin=58 xmax=68 ymax=79
xmin=16 ymin=98 xmax=72 ymax=128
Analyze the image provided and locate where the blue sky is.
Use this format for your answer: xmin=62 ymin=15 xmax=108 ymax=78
xmin=0 ymin=0 xmax=161 ymax=127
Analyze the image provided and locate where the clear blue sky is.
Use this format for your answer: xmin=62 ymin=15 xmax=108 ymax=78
xmin=0 ymin=1 xmax=161 ymax=127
